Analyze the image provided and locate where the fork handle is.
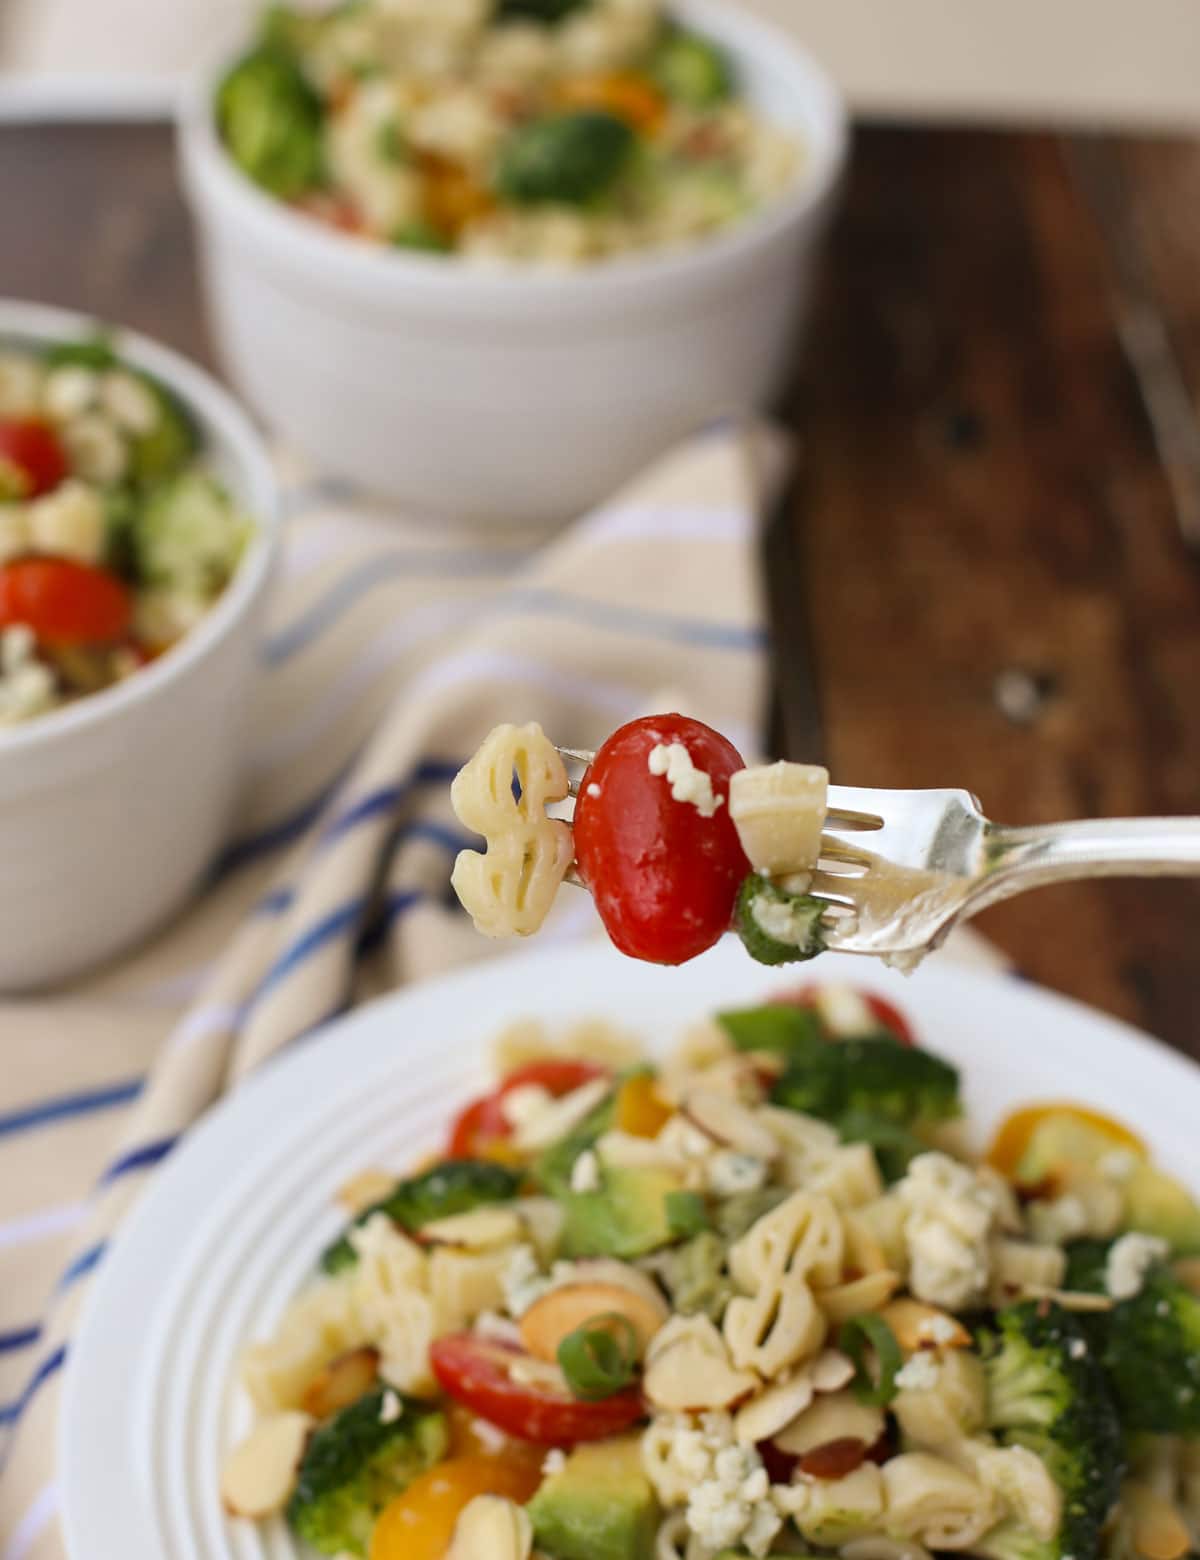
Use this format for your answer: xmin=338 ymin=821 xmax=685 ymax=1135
xmin=981 ymin=816 xmax=1200 ymax=902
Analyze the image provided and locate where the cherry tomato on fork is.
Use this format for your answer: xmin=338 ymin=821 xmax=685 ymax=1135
xmin=0 ymin=418 xmax=67 ymax=497
xmin=430 ymin=1333 xmax=644 ymax=1444
xmin=572 ymin=714 xmax=751 ymax=966
xmin=445 ymin=1058 xmax=609 ymax=1159
xmin=0 ymin=558 xmax=132 ymax=646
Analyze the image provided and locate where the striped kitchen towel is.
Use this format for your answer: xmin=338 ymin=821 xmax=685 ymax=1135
xmin=0 ymin=420 xmax=783 ymax=1556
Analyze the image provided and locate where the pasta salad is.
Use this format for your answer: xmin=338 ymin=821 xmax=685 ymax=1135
xmin=220 ymin=984 xmax=1200 ymax=1560
xmin=0 ymin=337 xmax=249 ymax=723
xmin=215 ymin=0 xmax=800 ymax=264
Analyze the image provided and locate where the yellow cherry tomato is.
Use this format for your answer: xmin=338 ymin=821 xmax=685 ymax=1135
xmin=986 ymin=1102 xmax=1145 ymax=1186
xmin=553 ymin=72 xmax=667 ymax=134
xmin=369 ymin=1453 xmax=543 ymax=1560
xmin=615 ymin=1072 xmax=672 ymax=1139
xmin=420 ymin=155 xmax=494 ymax=239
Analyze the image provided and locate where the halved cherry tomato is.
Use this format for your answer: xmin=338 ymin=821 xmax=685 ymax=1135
xmin=0 ymin=558 xmax=132 ymax=646
xmin=772 ymin=984 xmax=917 ymax=1047
xmin=0 ymin=418 xmax=67 ymax=498
xmin=431 ymin=1333 xmax=644 ymax=1445
xmin=572 ymin=714 xmax=750 ymax=966
xmin=369 ymin=1451 xmax=543 ymax=1560
xmin=986 ymin=1102 xmax=1145 ymax=1184
xmin=553 ymin=72 xmax=667 ymax=133
xmin=446 ymin=1058 xmax=609 ymax=1159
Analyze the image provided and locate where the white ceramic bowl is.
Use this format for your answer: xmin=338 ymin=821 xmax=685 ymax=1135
xmin=179 ymin=0 xmax=847 ymax=528
xmin=0 ymin=301 xmax=279 ymax=990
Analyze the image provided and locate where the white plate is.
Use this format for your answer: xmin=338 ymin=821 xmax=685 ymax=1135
xmin=60 ymin=938 xmax=1200 ymax=1559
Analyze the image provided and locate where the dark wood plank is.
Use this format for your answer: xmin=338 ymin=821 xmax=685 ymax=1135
xmin=0 ymin=124 xmax=212 ymax=369
xmin=797 ymin=126 xmax=1200 ymax=1058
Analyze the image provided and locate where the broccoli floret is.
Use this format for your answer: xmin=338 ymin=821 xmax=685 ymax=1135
xmin=980 ymin=1301 xmax=1124 ymax=1560
xmin=321 ymin=1158 xmax=522 ymax=1273
xmin=833 ymin=1109 xmax=927 ymax=1184
xmin=1063 ymin=1240 xmax=1200 ymax=1434
xmin=734 ymin=876 xmax=826 ymax=966
xmin=495 ymin=111 xmax=636 ymax=206
xmin=287 ymin=1387 xmax=446 ymax=1555
xmin=216 ymin=44 xmax=324 ymax=199
xmin=651 ymin=27 xmax=734 ymax=106
xmin=770 ymin=1033 xmax=960 ymax=1127
xmin=133 ymin=473 xmax=249 ymax=596
xmin=45 ymin=337 xmax=197 ymax=486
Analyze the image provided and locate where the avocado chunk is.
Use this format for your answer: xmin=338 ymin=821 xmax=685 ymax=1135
xmin=1123 ymin=1163 xmax=1200 ymax=1254
xmin=562 ymin=1166 xmax=681 ymax=1260
xmin=528 ymin=1434 xmax=658 ymax=1560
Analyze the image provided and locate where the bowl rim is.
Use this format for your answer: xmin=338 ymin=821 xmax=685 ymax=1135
xmin=178 ymin=0 xmax=849 ymax=306
xmin=0 ymin=299 xmax=280 ymax=757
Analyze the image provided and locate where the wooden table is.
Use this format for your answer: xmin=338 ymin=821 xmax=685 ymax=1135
xmin=4 ymin=122 xmax=1200 ymax=1057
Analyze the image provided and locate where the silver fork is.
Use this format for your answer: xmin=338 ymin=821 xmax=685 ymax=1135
xmin=816 ymin=786 xmax=1200 ymax=966
xmin=558 ymin=750 xmax=1200 ymax=967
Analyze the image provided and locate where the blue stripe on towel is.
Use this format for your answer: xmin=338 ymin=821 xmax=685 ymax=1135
xmin=0 ymin=1078 xmax=143 ymax=1140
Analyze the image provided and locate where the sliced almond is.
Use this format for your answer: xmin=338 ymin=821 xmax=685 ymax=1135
xmin=733 ymin=1370 xmax=815 ymax=1445
xmin=335 ymin=1167 xmax=397 ymax=1216
xmin=775 ymin=1390 xmax=886 ymax=1457
xmin=842 ymin=1213 xmax=890 ymax=1276
xmin=820 ymin=1271 xmax=901 ymax=1324
xmin=683 ymin=1088 xmax=779 ymax=1159
xmin=519 ymin=1281 xmax=668 ymax=1364
xmin=221 ymin=1412 xmax=313 ymax=1519
xmin=570 ymin=1258 xmax=672 ymax=1310
xmin=300 ymin=1346 xmax=379 ymax=1421
xmin=448 ymin=1494 xmax=534 ymax=1560
xmin=810 ymin=1348 xmax=857 ymax=1393
xmin=1127 ymin=1483 xmax=1191 ymax=1560
xmin=420 ymin=1207 xmax=523 ymax=1249
xmin=643 ymin=1314 xmax=759 ymax=1412
xmin=881 ymin=1298 xmax=971 ymax=1351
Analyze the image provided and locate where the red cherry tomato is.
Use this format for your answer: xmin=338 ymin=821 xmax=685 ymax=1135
xmin=0 ymin=558 xmax=132 ymax=646
xmin=772 ymin=984 xmax=916 ymax=1046
xmin=0 ymin=418 xmax=67 ymax=498
xmin=430 ymin=1333 xmax=644 ymax=1445
xmin=572 ymin=714 xmax=750 ymax=966
xmin=446 ymin=1059 xmax=609 ymax=1159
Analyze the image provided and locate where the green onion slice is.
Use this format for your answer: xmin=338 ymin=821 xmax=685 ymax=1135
xmin=557 ymin=1313 xmax=639 ymax=1401
xmin=838 ymin=1312 xmax=902 ymax=1405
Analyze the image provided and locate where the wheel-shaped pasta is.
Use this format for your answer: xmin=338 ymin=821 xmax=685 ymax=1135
xmin=724 ymin=1192 xmax=842 ymax=1377
xmin=450 ymin=722 xmax=573 ymax=937
xmin=880 ymin=1453 xmax=1000 ymax=1550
